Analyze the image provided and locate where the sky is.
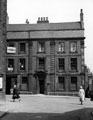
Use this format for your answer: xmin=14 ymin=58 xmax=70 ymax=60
xmin=7 ymin=0 xmax=93 ymax=72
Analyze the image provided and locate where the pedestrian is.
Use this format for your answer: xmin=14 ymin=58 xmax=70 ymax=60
xmin=78 ymin=86 xmax=85 ymax=105
xmin=12 ymin=85 xmax=21 ymax=102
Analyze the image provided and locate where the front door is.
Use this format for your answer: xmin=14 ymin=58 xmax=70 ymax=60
xmin=39 ymin=77 xmax=45 ymax=94
xmin=6 ymin=76 xmax=17 ymax=94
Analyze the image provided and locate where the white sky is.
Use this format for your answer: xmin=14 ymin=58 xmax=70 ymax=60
xmin=7 ymin=0 xmax=93 ymax=72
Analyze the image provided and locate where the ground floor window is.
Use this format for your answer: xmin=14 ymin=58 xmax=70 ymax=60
xmin=58 ymin=76 xmax=65 ymax=90
xmin=70 ymin=77 xmax=77 ymax=90
xmin=21 ymin=76 xmax=28 ymax=91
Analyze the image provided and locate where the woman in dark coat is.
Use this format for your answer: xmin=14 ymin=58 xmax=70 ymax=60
xmin=12 ymin=85 xmax=21 ymax=102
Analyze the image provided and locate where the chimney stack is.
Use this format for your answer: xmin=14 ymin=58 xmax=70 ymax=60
xmin=80 ymin=9 xmax=83 ymax=22
xmin=37 ymin=17 xmax=49 ymax=23
xmin=7 ymin=13 xmax=9 ymax=24
xmin=80 ymin=9 xmax=84 ymax=29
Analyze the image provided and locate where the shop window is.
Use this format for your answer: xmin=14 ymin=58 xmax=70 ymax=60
xmin=19 ymin=43 xmax=26 ymax=53
xmin=19 ymin=58 xmax=26 ymax=71
xmin=70 ymin=42 xmax=77 ymax=52
xmin=58 ymin=42 xmax=65 ymax=52
xmin=58 ymin=58 xmax=65 ymax=70
xmin=38 ymin=42 xmax=45 ymax=52
xmin=39 ymin=58 xmax=45 ymax=70
xmin=58 ymin=77 xmax=65 ymax=90
xmin=70 ymin=58 xmax=77 ymax=71
xmin=7 ymin=59 xmax=14 ymax=71
xmin=70 ymin=77 xmax=77 ymax=90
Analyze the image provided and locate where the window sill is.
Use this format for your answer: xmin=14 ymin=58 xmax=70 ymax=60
xmin=69 ymin=51 xmax=78 ymax=54
xmin=57 ymin=51 xmax=65 ymax=54
xmin=37 ymin=52 xmax=45 ymax=54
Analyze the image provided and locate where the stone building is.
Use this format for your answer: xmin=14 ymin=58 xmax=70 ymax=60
xmin=0 ymin=0 xmax=7 ymax=98
xmin=6 ymin=9 xmax=85 ymax=95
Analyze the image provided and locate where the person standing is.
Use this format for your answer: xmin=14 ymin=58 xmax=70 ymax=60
xmin=79 ymin=86 xmax=85 ymax=105
xmin=12 ymin=85 xmax=21 ymax=102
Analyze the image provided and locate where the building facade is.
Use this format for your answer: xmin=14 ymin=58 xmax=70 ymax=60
xmin=0 ymin=0 xmax=7 ymax=98
xmin=6 ymin=9 xmax=85 ymax=95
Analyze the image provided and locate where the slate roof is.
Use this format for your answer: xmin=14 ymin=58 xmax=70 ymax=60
xmin=7 ymin=22 xmax=82 ymax=31
xmin=7 ymin=21 xmax=84 ymax=39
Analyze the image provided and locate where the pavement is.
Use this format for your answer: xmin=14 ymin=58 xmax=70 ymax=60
xmin=0 ymin=94 xmax=93 ymax=119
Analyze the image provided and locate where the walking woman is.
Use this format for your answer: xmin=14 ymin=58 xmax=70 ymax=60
xmin=12 ymin=85 xmax=21 ymax=102
xmin=79 ymin=86 xmax=85 ymax=105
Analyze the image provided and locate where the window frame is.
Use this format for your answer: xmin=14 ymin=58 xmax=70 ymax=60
xmin=7 ymin=58 xmax=15 ymax=72
xmin=57 ymin=76 xmax=65 ymax=90
xmin=58 ymin=58 xmax=65 ymax=71
xmin=38 ymin=58 xmax=45 ymax=70
xmin=70 ymin=77 xmax=77 ymax=91
xmin=19 ymin=42 xmax=26 ymax=53
xmin=58 ymin=42 xmax=65 ymax=53
xmin=38 ymin=41 xmax=45 ymax=53
xmin=70 ymin=41 xmax=77 ymax=53
xmin=70 ymin=58 xmax=77 ymax=71
xmin=19 ymin=58 xmax=26 ymax=71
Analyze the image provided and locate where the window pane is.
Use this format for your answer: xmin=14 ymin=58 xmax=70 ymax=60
xmin=71 ymin=58 xmax=77 ymax=70
xmin=38 ymin=42 xmax=45 ymax=52
xmin=19 ymin=59 xmax=25 ymax=70
xmin=8 ymin=59 xmax=14 ymax=71
xmin=20 ymin=43 xmax=26 ymax=52
xmin=58 ymin=58 xmax=65 ymax=70
xmin=58 ymin=77 xmax=65 ymax=89
xmin=70 ymin=77 xmax=77 ymax=90
xmin=8 ymin=42 xmax=15 ymax=47
xmin=39 ymin=58 xmax=45 ymax=70
xmin=70 ymin=42 xmax=77 ymax=52
xmin=58 ymin=42 xmax=64 ymax=52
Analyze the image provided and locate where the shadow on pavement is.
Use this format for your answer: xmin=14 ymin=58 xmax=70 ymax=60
xmin=1 ymin=108 xmax=93 ymax=120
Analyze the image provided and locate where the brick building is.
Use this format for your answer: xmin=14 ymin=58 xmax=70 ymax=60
xmin=0 ymin=0 xmax=7 ymax=98
xmin=6 ymin=9 xmax=85 ymax=95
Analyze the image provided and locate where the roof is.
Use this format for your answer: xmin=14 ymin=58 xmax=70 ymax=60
xmin=7 ymin=22 xmax=82 ymax=31
xmin=7 ymin=21 xmax=84 ymax=39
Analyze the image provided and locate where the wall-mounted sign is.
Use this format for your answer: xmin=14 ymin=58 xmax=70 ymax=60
xmin=0 ymin=77 xmax=3 ymax=89
xmin=7 ymin=47 xmax=16 ymax=53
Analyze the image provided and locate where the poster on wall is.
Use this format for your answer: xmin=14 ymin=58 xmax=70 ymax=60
xmin=0 ymin=77 xmax=3 ymax=89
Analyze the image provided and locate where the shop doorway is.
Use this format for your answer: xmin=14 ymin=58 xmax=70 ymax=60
xmin=6 ymin=76 xmax=17 ymax=94
xmin=39 ymin=77 xmax=45 ymax=94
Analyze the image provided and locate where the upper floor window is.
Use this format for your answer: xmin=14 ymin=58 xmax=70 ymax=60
xmin=7 ymin=59 xmax=14 ymax=71
xmin=19 ymin=43 xmax=26 ymax=53
xmin=70 ymin=42 xmax=77 ymax=53
xmin=58 ymin=58 xmax=65 ymax=70
xmin=19 ymin=58 xmax=26 ymax=71
xmin=38 ymin=42 xmax=45 ymax=52
xmin=58 ymin=76 xmax=65 ymax=90
xmin=58 ymin=42 xmax=65 ymax=52
xmin=39 ymin=58 xmax=45 ymax=70
xmin=70 ymin=77 xmax=77 ymax=90
xmin=7 ymin=42 xmax=16 ymax=53
xmin=70 ymin=58 xmax=77 ymax=71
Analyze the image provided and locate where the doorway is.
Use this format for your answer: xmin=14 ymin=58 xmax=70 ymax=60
xmin=39 ymin=77 xmax=45 ymax=94
xmin=6 ymin=76 xmax=17 ymax=94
